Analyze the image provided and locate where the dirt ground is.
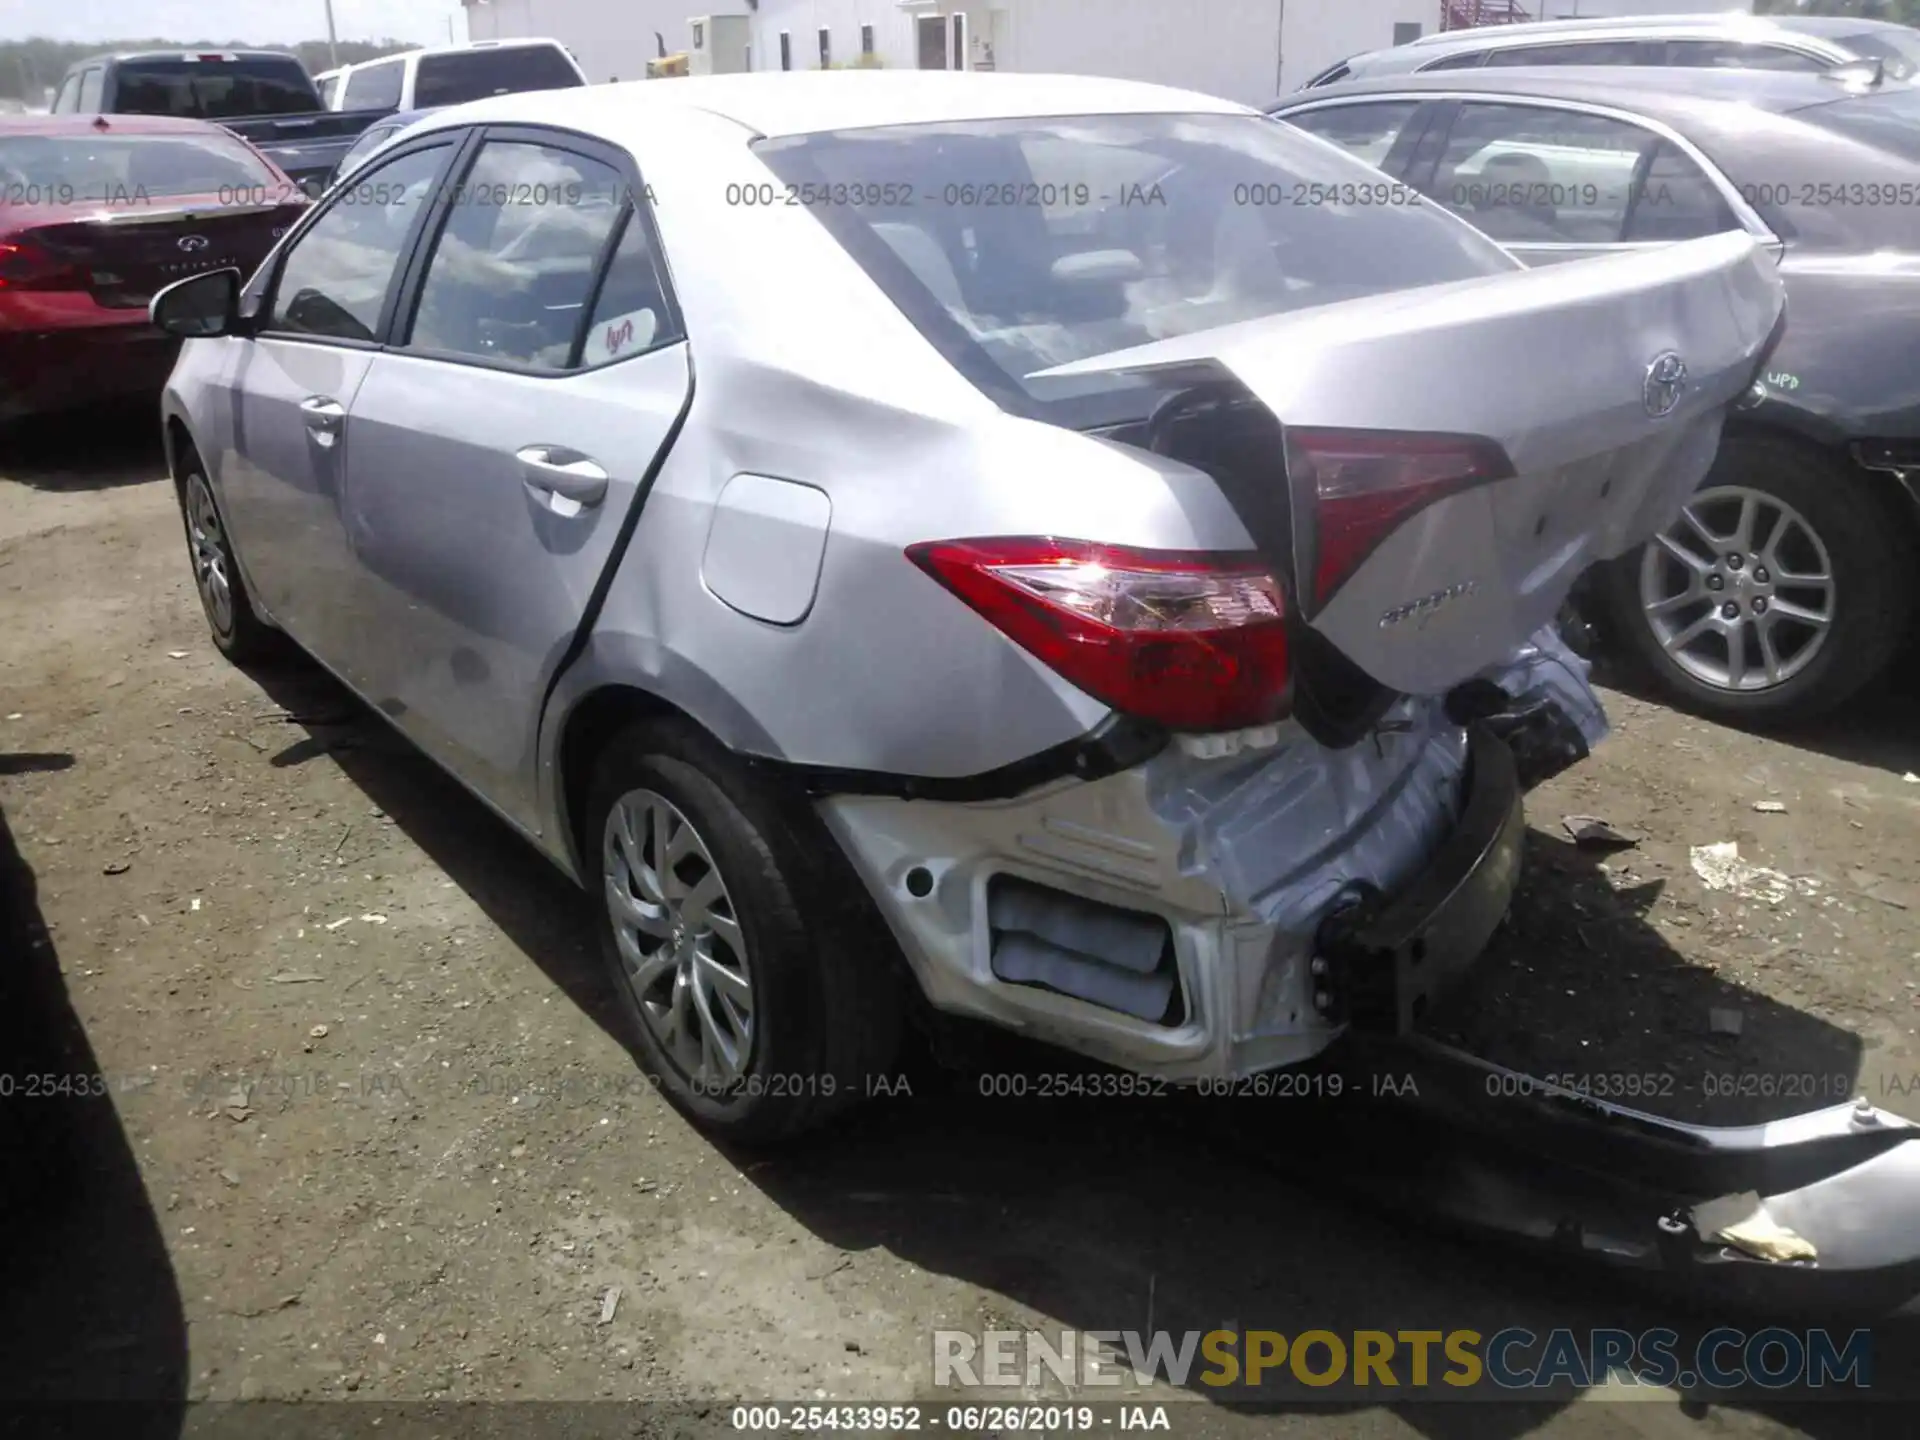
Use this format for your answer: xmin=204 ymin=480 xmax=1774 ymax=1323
xmin=2 ymin=409 xmax=1918 ymax=1439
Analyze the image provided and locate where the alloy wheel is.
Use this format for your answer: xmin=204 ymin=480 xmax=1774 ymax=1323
xmin=602 ymin=787 xmax=754 ymax=1093
xmin=185 ymin=474 xmax=234 ymax=635
xmin=1637 ymin=483 xmax=1835 ymax=693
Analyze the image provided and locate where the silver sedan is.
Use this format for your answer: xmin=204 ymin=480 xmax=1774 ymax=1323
xmin=151 ymin=71 xmax=1784 ymax=1143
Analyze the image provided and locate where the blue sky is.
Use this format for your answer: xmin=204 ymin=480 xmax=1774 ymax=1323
xmin=13 ymin=0 xmax=467 ymax=47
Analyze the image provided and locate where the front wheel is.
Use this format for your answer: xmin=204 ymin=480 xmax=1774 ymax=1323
xmin=1600 ymin=436 xmax=1913 ymax=726
xmin=177 ymin=464 xmax=284 ymax=666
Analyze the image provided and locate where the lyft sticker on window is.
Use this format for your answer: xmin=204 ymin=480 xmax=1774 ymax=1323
xmin=595 ymin=307 xmax=656 ymax=360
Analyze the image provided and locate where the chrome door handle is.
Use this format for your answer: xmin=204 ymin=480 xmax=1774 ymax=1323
xmin=299 ymin=396 xmax=345 ymax=440
xmin=516 ymin=446 xmax=609 ymax=507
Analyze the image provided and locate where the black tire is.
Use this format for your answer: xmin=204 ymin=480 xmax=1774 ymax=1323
xmin=175 ymin=456 xmax=286 ymax=666
xmin=583 ymin=718 xmax=904 ymax=1146
xmin=1599 ymin=434 xmax=1913 ymax=726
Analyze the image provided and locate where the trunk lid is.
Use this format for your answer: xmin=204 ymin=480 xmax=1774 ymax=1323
xmin=21 ymin=196 xmax=305 ymax=309
xmin=1033 ymin=232 xmax=1786 ymax=697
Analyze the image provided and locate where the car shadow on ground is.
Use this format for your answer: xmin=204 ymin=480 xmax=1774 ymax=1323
xmin=0 ymin=402 xmax=169 ymax=492
xmin=0 ymin=774 xmax=187 ymax=1435
xmin=243 ymin=655 xmax=1915 ymax=1435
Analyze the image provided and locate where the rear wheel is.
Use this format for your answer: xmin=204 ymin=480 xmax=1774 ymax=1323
xmin=584 ymin=720 xmax=903 ymax=1145
xmin=177 ymin=463 xmax=284 ymax=666
xmin=1601 ymin=435 xmax=1912 ymax=725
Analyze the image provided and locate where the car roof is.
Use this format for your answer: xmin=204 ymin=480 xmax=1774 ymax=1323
xmin=0 ymin=112 xmax=246 ymax=136
xmin=409 ymin=36 xmax=574 ymax=59
xmin=67 ymin=48 xmax=306 ymax=67
xmin=1392 ymin=12 xmax=1905 ymax=52
xmin=407 ymin=69 xmax=1250 ymax=141
xmin=1275 ymin=64 xmax=1888 ymax=122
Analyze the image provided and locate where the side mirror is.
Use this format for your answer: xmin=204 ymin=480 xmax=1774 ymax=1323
xmin=150 ymin=268 xmax=243 ymax=338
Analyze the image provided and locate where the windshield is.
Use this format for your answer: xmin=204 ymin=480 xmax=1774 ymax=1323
xmin=0 ymin=131 xmax=277 ymax=201
xmin=112 ymin=57 xmax=320 ymax=119
xmin=755 ymin=113 xmax=1516 ymax=423
xmin=1837 ymin=30 xmax=1920 ymax=83
xmin=412 ymin=47 xmax=584 ymax=108
xmin=1795 ymin=84 xmax=1920 ymax=162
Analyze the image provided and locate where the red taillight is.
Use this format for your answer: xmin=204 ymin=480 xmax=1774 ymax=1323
xmin=906 ymin=537 xmax=1291 ymax=734
xmin=1285 ymin=428 xmax=1515 ymax=611
xmin=0 ymin=237 xmax=83 ymax=292
xmin=1290 ymin=426 xmax=1512 ymax=610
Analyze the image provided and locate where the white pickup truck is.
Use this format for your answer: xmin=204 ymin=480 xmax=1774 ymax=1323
xmin=325 ymin=38 xmax=587 ymax=113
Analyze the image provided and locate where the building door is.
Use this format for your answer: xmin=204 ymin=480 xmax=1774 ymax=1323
xmin=916 ymin=15 xmax=948 ymax=69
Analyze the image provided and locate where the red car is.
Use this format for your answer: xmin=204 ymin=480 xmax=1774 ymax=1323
xmin=0 ymin=113 xmax=308 ymax=424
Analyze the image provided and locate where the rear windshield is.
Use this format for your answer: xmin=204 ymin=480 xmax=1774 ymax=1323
xmin=0 ymin=132 xmax=277 ymax=202
xmin=1837 ymin=30 xmax=1920 ymax=83
xmin=755 ymin=113 xmax=1516 ymax=424
xmin=1794 ymin=85 xmax=1920 ymax=162
xmin=413 ymin=47 xmax=583 ymax=108
xmin=111 ymin=57 xmax=320 ymax=119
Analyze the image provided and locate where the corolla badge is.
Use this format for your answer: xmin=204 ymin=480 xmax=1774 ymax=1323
xmin=176 ymin=234 xmax=210 ymax=252
xmin=1643 ymin=352 xmax=1688 ymax=418
xmin=1380 ymin=579 xmax=1479 ymax=630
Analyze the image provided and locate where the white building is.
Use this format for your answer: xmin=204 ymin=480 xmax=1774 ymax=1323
xmin=467 ymin=0 xmax=1441 ymax=103
xmin=462 ymin=0 xmax=1759 ymax=104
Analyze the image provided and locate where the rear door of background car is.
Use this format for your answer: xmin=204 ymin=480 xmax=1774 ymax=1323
xmin=334 ymin=127 xmax=690 ymax=831
xmin=1407 ymin=98 xmax=1753 ymax=265
xmin=215 ymin=137 xmax=459 ymax=657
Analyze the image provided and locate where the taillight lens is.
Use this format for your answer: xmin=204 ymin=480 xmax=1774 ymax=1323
xmin=1286 ymin=428 xmax=1514 ymax=611
xmin=906 ymin=537 xmax=1291 ymax=733
xmin=0 ymin=237 xmax=84 ymax=292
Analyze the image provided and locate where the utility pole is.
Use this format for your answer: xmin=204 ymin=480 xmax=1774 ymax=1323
xmin=323 ymin=0 xmax=340 ymax=69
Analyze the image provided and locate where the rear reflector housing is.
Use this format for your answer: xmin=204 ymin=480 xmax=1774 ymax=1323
xmin=906 ymin=537 xmax=1290 ymax=734
xmin=1286 ymin=428 xmax=1515 ymax=611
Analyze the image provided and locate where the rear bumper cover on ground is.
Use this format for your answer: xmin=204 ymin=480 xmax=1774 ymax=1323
xmin=1282 ymin=1032 xmax=1920 ymax=1319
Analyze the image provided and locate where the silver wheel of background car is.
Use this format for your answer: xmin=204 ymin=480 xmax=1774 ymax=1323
xmin=185 ymin=473 xmax=234 ymax=635
xmin=1637 ymin=483 xmax=1835 ymax=694
xmin=602 ymin=787 xmax=754 ymax=1092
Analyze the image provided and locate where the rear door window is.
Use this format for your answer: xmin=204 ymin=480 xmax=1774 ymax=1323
xmin=1482 ymin=40 xmax=1654 ymax=67
xmin=412 ymin=47 xmax=584 ymax=108
xmin=1283 ymin=101 xmax=1425 ymax=172
xmin=343 ymin=59 xmax=404 ymax=111
xmin=109 ymin=57 xmax=318 ymax=118
xmin=77 ymin=68 xmax=104 ymax=111
xmin=53 ymin=73 xmax=82 ymax=112
xmin=265 ymin=144 xmax=451 ymax=342
xmin=405 ymin=140 xmax=627 ymax=369
xmin=1430 ymin=101 xmax=1733 ymax=245
xmin=1421 ymin=51 xmax=1489 ymax=72
xmin=1663 ymin=40 xmax=1828 ymax=72
xmin=579 ymin=210 xmax=683 ymax=369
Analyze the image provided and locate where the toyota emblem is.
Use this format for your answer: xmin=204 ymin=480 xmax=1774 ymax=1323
xmin=1643 ymin=352 xmax=1688 ymax=419
xmin=177 ymin=234 xmax=210 ymax=253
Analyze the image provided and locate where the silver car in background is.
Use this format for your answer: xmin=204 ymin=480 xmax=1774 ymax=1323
xmin=149 ymin=72 xmax=1785 ymax=1145
xmin=1305 ymin=12 xmax=1920 ymax=89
